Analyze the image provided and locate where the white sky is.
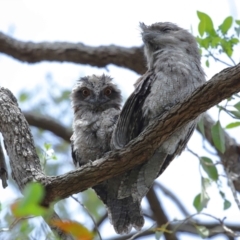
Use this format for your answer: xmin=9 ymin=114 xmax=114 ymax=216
xmin=0 ymin=1 xmax=240 ymax=240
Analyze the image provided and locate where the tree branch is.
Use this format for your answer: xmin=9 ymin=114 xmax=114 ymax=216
xmin=109 ymin=221 xmax=240 ymax=240
xmin=155 ymin=182 xmax=190 ymax=217
xmin=0 ymin=31 xmax=146 ymax=74
xmin=23 ymin=112 xmax=71 ymax=143
xmin=0 ymin=63 xmax=240 ymax=206
xmin=146 ymin=187 xmax=178 ymax=240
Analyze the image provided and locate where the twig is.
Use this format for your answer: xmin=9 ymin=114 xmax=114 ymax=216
xmin=208 ymin=51 xmax=232 ymax=67
xmin=127 ymin=224 xmax=155 ymax=240
xmin=71 ymin=195 xmax=102 ymax=240
xmin=225 ymin=169 xmax=240 ymax=212
xmin=154 ymin=182 xmax=190 ymax=217
xmin=0 ymin=216 xmax=35 ymax=232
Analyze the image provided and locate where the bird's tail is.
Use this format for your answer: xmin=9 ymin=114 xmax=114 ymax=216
xmin=93 ymin=183 xmax=144 ymax=234
xmin=107 ymin=196 xmax=144 ymax=234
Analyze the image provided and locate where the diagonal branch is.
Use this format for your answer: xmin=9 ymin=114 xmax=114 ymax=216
xmin=0 ymin=31 xmax=146 ymax=74
xmin=23 ymin=112 xmax=71 ymax=143
xmin=0 ymin=63 xmax=240 ymax=206
xmin=154 ymin=182 xmax=190 ymax=217
xmin=146 ymin=187 xmax=178 ymax=240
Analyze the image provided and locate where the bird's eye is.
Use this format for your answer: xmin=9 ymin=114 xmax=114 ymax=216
xmin=162 ymin=27 xmax=171 ymax=32
xmin=104 ymin=87 xmax=112 ymax=96
xmin=81 ymin=88 xmax=90 ymax=97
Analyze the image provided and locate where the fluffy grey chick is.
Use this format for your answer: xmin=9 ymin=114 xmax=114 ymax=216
xmin=112 ymin=22 xmax=206 ymax=202
xmin=71 ymin=74 xmax=144 ymax=234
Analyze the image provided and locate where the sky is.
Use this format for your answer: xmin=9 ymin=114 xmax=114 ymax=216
xmin=0 ymin=1 xmax=240 ymax=240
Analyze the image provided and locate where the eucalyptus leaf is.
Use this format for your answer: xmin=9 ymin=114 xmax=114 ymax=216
xmin=193 ymin=193 xmax=203 ymax=212
xmin=211 ymin=121 xmax=225 ymax=153
xmin=234 ymin=102 xmax=240 ymax=111
xmin=224 ymin=199 xmax=231 ymax=210
xmin=200 ymin=157 xmax=218 ymax=181
xmin=197 ymin=117 xmax=205 ymax=137
xmin=225 ymin=122 xmax=240 ymax=129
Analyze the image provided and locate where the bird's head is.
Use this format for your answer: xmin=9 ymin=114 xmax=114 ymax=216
xmin=71 ymin=74 xmax=122 ymax=113
xmin=140 ymin=22 xmax=200 ymax=69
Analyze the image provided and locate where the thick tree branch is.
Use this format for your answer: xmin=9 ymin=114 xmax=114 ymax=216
xmin=0 ymin=63 xmax=240 ymax=206
xmin=0 ymin=31 xmax=146 ymax=74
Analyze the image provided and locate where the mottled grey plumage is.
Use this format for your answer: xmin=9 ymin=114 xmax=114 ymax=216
xmin=112 ymin=22 xmax=206 ymax=204
xmin=71 ymin=74 xmax=121 ymax=166
xmin=71 ymin=74 xmax=144 ymax=234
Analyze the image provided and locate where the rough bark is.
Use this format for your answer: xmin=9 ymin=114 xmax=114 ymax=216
xmin=0 ymin=63 xmax=239 ymax=206
xmin=1 ymin=31 xmax=237 ymax=192
xmin=0 ymin=31 xmax=146 ymax=74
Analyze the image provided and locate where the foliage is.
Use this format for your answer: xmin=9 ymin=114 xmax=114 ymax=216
xmin=192 ymin=12 xmax=239 ymax=225
xmin=1 ymin=10 xmax=240 ymax=240
xmin=197 ymin=11 xmax=240 ymax=67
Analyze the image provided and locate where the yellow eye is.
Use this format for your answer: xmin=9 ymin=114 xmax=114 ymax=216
xmin=81 ymin=88 xmax=90 ymax=97
xmin=104 ymin=87 xmax=112 ymax=96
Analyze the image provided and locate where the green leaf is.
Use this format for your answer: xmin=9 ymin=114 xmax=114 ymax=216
xmin=219 ymin=16 xmax=233 ymax=34
xmin=234 ymin=102 xmax=240 ymax=111
xmin=193 ymin=191 xmax=209 ymax=212
xmin=210 ymin=36 xmax=221 ymax=48
xmin=44 ymin=142 xmax=52 ymax=151
xmin=236 ymin=20 xmax=240 ymax=25
xmin=225 ymin=122 xmax=240 ymax=129
xmin=197 ymin=117 xmax=205 ymax=137
xmin=224 ymin=199 xmax=231 ymax=210
xmin=235 ymin=26 xmax=240 ymax=37
xmin=205 ymin=59 xmax=209 ymax=67
xmin=197 ymin=11 xmax=215 ymax=36
xmin=195 ymin=225 xmax=209 ymax=238
xmin=19 ymin=93 xmax=29 ymax=102
xmin=193 ymin=193 xmax=209 ymax=212
xmin=13 ymin=182 xmax=47 ymax=217
xmin=219 ymin=191 xmax=225 ymax=199
xmin=200 ymin=157 xmax=218 ymax=181
xmin=230 ymin=38 xmax=239 ymax=44
xmin=220 ymin=39 xmax=233 ymax=57
xmin=211 ymin=121 xmax=225 ymax=153
xmin=22 ymin=182 xmax=45 ymax=204
xmin=54 ymin=90 xmax=71 ymax=103
xmin=193 ymin=193 xmax=204 ymax=212
xmin=230 ymin=110 xmax=240 ymax=118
